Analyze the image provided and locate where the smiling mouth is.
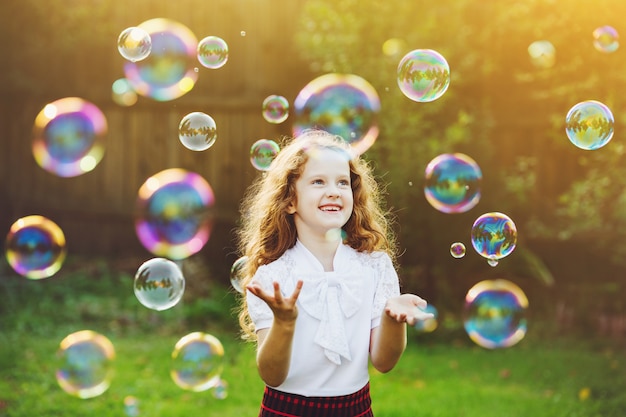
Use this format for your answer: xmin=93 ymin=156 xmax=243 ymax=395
xmin=320 ymin=205 xmax=341 ymax=212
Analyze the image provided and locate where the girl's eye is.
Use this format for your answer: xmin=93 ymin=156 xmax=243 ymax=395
xmin=339 ymin=179 xmax=350 ymax=186
xmin=312 ymin=179 xmax=324 ymax=185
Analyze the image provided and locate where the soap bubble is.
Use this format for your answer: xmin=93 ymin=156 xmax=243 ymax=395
xmin=250 ymin=139 xmax=280 ymax=171
xmin=262 ymin=95 xmax=290 ymax=124
xmin=463 ymin=279 xmax=528 ymax=349
xmin=5 ymin=215 xmax=66 ymax=279
xmin=32 ymin=97 xmax=107 ymax=177
xmin=382 ymin=38 xmax=407 ymax=57
xmin=527 ymin=40 xmax=556 ymax=69
xmin=212 ymin=378 xmax=228 ymax=399
xmin=178 ymin=112 xmax=217 ymax=151
xmin=135 ymin=168 xmax=215 ymax=260
xmin=413 ymin=304 xmax=438 ymax=333
xmin=293 ymin=73 xmax=380 ymax=156
xmin=424 ymin=153 xmax=482 ymax=213
xmin=171 ymin=332 xmax=225 ymax=392
xmin=117 ymin=27 xmax=152 ymax=62
xmin=123 ymin=396 xmax=140 ymax=417
xmin=565 ymin=100 xmax=614 ymax=150
xmin=450 ymin=242 xmax=466 ymax=259
xmin=470 ymin=212 xmax=517 ymax=264
xmin=55 ymin=330 xmax=115 ymax=398
xmin=397 ymin=49 xmax=450 ymax=102
xmin=134 ymin=257 xmax=185 ymax=311
xmin=124 ymin=18 xmax=198 ymax=101
xmin=197 ymin=36 xmax=228 ymax=69
xmin=112 ymin=78 xmax=138 ymax=107
xmin=593 ymin=25 xmax=619 ymax=53
xmin=230 ymin=256 xmax=248 ymax=293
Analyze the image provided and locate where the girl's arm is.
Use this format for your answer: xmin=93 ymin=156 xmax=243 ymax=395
xmin=247 ymin=280 xmax=303 ymax=387
xmin=369 ymin=294 xmax=433 ymax=373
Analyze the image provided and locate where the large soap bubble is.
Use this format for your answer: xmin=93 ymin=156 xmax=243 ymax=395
xmin=470 ymin=212 xmax=517 ymax=266
xmin=32 ymin=97 xmax=107 ymax=177
xmin=178 ymin=112 xmax=217 ymax=151
xmin=250 ymin=139 xmax=280 ymax=171
xmin=397 ymin=49 xmax=450 ymax=102
xmin=117 ymin=27 xmax=152 ymax=62
xmin=463 ymin=279 xmax=528 ymax=349
xmin=565 ymin=100 xmax=614 ymax=150
xmin=55 ymin=330 xmax=115 ymax=398
xmin=424 ymin=153 xmax=482 ymax=213
xmin=171 ymin=332 xmax=225 ymax=392
xmin=5 ymin=215 xmax=66 ymax=279
xmin=293 ymin=73 xmax=380 ymax=156
xmin=197 ymin=36 xmax=228 ymax=69
xmin=134 ymin=257 xmax=185 ymax=311
xmin=124 ymin=18 xmax=198 ymax=101
xmin=135 ymin=168 xmax=215 ymax=260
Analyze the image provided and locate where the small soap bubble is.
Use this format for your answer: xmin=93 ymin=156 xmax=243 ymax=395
xmin=293 ymin=73 xmax=380 ymax=156
xmin=230 ymin=256 xmax=248 ymax=293
xmin=112 ymin=78 xmax=138 ymax=107
xmin=240 ymin=31 xmax=246 ymax=37
xmin=382 ymin=38 xmax=407 ymax=57
xmin=55 ymin=330 xmax=115 ymax=398
xmin=424 ymin=153 xmax=482 ymax=213
xmin=488 ymin=256 xmax=499 ymax=267
xmin=397 ymin=49 xmax=450 ymax=102
xmin=593 ymin=25 xmax=619 ymax=53
xmin=178 ymin=112 xmax=217 ymax=151
xmin=135 ymin=168 xmax=215 ymax=260
xmin=470 ymin=212 xmax=517 ymax=263
xmin=32 ymin=97 xmax=107 ymax=177
xmin=197 ymin=36 xmax=229 ymax=69
xmin=463 ymin=279 xmax=528 ymax=349
xmin=5 ymin=215 xmax=66 ymax=279
xmin=134 ymin=258 xmax=185 ymax=311
xmin=450 ymin=242 xmax=466 ymax=259
xmin=262 ymin=95 xmax=290 ymax=124
xmin=250 ymin=139 xmax=280 ymax=171
xmin=565 ymin=100 xmax=614 ymax=150
xmin=212 ymin=378 xmax=228 ymax=399
xmin=171 ymin=332 xmax=225 ymax=392
xmin=413 ymin=304 xmax=438 ymax=333
xmin=528 ymin=40 xmax=556 ymax=69
xmin=124 ymin=396 xmax=140 ymax=417
xmin=117 ymin=27 xmax=152 ymax=62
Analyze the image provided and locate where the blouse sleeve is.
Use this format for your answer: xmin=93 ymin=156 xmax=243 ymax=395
xmin=371 ymin=252 xmax=401 ymax=328
xmin=246 ymin=265 xmax=275 ymax=331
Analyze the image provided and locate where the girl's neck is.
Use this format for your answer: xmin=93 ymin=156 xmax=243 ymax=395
xmin=298 ymin=235 xmax=341 ymax=272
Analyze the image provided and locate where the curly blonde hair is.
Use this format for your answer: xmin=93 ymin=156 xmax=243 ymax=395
xmin=235 ymin=129 xmax=397 ymax=340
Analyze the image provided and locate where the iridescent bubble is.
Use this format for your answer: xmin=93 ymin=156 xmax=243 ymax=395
xmin=124 ymin=18 xmax=198 ymax=101
xmin=32 ymin=97 xmax=107 ymax=177
xmin=112 ymin=78 xmax=138 ymax=107
xmin=262 ymin=95 xmax=290 ymax=124
xmin=117 ymin=27 xmax=152 ymax=62
xmin=424 ymin=153 xmax=482 ymax=213
xmin=178 ymin=112 xmax=217 ymax=151
xmin=250 ymin=139 xmax=280 ymax=171
xmin=293 ymin=73 xmax=380 ymax=156
xmin=230 ymin=256 xmax=247 ymax=293
xmin=450 ymin=242 xmax=466 ymax=259
xmin=397 ymin=49 xmax=450 ymax=102
xmin=124 ymin=396 xmax=140 ymax=417
xmin=5 ymin=215 xmax=66 ymax=279
xmin=527 ymin=40 xmax=556 ymax=69
xmin=413 ymin=304 xmax=438 ymax=333
xmin=135 ymin=168 xmax=215 ymax=260
xmin=565 ymin=100 xmax=614 ymax=150
xmin=593 ymin=25 xmax=619 ymax=53
xmin=171 ymin=332 xmax=225 ymax=392
xmin=470 ymin=212 xmax=517 ymax=263
xmin=55 ymin=330 xmax=115 ymax=398
xmin=197 ymin=36 xmax=228 ymax=69
xmin=134 ymin=257 xmax=185 ymax=311
xmin=212 ymin=378 xmax=228 ymax=400
xmin=463 ymin=279 xmax=528 ymax=349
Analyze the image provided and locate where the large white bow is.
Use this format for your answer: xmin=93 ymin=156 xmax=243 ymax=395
xmin=297 ymin=272 xmax=363 ymax=365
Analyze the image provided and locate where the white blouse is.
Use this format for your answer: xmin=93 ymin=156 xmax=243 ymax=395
xmin=247 ymin=240 xmax=400 ymax=396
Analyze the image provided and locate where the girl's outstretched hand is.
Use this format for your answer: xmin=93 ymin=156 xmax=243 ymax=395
xmin=384 ymin=294 xmax=435 ymax=326
xmin=246 ymin=280 xmax=304 ymax=324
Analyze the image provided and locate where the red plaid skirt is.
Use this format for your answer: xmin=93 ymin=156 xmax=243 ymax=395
xmin=258 ymin=383 xmax=373 ymax=417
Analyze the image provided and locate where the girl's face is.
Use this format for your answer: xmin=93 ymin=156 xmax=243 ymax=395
xmin=287 ymin=147 xmax=354 ymax=241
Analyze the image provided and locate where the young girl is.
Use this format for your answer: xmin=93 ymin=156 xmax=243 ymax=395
xmin=236 ymin=129 xmax=433 ymax=417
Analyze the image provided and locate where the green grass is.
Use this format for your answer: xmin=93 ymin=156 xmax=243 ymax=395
xmin=1 ymin=256 xmax=625 ymax=416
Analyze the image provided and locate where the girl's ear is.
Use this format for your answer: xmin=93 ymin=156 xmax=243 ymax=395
xmin=286 ymin=201 xmax=296 ymax=214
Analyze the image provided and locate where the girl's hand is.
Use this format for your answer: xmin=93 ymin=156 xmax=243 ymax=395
xmin=384 ymin=294 xmax=435 ymax=326
xmin=246 ymin=280 xmax=304 ymax=324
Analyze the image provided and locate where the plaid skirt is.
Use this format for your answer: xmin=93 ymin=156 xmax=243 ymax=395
xmin=258 ymin=383 xmax=373 ymax=417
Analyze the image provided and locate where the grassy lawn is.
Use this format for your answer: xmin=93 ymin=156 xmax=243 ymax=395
xmin=1 ymin=257 xmax=625 ymax=416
